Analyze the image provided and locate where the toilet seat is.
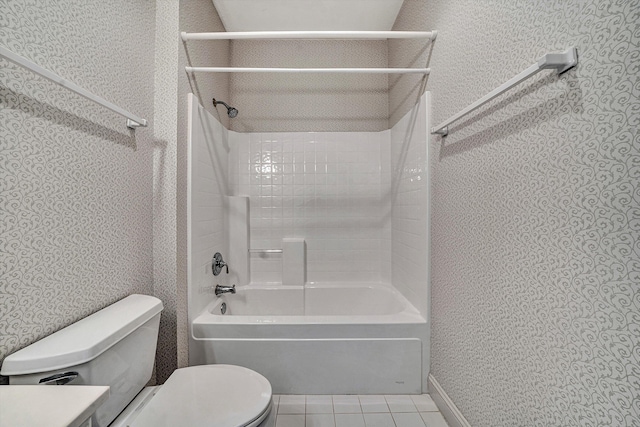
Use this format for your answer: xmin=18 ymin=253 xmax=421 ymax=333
xmin=129 ymin=365 xmax=272 ymax=427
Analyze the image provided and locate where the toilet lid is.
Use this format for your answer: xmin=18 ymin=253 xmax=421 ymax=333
xmin=131 ymin=365 xmax=272 ymax=427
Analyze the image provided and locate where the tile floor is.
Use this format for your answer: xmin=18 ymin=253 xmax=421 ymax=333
xmin=270 ymin=394 xmax=449 ymax=427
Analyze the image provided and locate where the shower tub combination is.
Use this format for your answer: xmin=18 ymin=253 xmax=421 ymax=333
xmin=190 ymin=282 xmax=428 ymax=394
xmin=187 ymin=92 xmax=431 ymax=395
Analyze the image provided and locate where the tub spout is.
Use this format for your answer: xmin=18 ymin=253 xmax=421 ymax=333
xmin=215 ymin=284 xmax=236 ymax=296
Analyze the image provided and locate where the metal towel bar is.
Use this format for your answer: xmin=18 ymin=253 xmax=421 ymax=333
xmin=431 ymin=47 xmax=578 ymax=136
xmin=0 ymin=45 xmax=147 ymax=129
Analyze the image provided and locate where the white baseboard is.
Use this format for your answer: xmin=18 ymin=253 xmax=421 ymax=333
xmin=428 ymin=374 xmax=471 ymax=427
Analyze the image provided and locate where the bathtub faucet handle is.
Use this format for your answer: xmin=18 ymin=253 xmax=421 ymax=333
xmin=212 ymin=252 xmax=229 ymax=276
xmin=215 ymin=284 xmax=236 ymax=296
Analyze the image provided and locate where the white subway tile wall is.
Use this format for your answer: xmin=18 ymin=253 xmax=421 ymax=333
xmin=230 ymin=131 xmax=392 ymax=284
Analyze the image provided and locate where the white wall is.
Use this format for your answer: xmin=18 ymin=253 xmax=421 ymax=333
xmin=187 ymin=94 xmax=230 ymax=331
xmin=226 ymin=96 xmax=430 ymax=295
xmin=229 ymin=131 xmax=391 ymax=284
xmin=390 ymin=92 xmax=430 ymax=317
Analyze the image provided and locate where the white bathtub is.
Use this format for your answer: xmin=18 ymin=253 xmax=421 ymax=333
xmin=190 ymin=283 xmax=429 ymax=394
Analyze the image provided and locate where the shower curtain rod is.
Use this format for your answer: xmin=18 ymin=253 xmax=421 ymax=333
xmin=185 ymin=67 xmax=430 ymax=74
xmin=0 ymin=45 xmax=147 ymax=129
xmin=181 ymin=30 xmax=437 ymax=40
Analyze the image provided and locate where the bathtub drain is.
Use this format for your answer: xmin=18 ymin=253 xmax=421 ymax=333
xmin=220 ymin=302 xmax=227 ymax=315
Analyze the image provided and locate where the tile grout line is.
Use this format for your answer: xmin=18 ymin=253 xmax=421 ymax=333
xmin=274 ymin=394 xmax=443 ymax=427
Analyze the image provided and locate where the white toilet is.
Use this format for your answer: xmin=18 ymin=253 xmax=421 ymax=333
xmin=0 ymin=295 xmax=273 ymax=427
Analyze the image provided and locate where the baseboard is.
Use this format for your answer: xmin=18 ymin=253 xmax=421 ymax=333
xmin=428 ymin=374 xmax=471 ymax=427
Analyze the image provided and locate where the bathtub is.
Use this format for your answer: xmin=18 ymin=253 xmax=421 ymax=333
xmin=190 ymin=283 xmax=428 ymax=394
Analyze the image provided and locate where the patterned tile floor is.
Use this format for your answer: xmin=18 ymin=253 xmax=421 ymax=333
xmin=270 ymin=394 xmax=449 ymax=427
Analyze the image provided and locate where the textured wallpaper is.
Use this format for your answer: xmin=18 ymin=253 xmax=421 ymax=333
xmin=0 ymin=0 xmax=229 ymax=384
xmin=152 ymin=0 xmax=180 ymax=384
xmin=152 ymin=0 xmax=230 ymax=381
xmin=388 ymin=0 xmax=432 ymax=128
xmin=427 ymin=0 xmax=640 ymax=426
xmin=225 ymin=3 xmax=435 ymax=133
xmin=229 ymin=39 xmax=389 ymax=132
xmin=0 ymin=0 xmax=155 ymax=366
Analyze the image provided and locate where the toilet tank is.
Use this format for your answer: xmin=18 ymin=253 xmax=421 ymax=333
xmin=0 ymin=294 xmax=163 ymax=427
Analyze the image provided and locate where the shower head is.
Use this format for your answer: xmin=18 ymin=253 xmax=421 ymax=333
xmin=213 ymin=98 xmax=238 ymax=118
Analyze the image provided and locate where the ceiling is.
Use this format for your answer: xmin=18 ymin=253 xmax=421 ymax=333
xmin=211 ymin=0 xmax=405 ymax=31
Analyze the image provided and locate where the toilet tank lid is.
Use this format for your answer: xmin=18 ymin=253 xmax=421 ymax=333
xmin=0 ymin=294 xmax=163 ymax=376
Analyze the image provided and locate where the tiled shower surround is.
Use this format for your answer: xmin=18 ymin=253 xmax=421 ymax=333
xmin=230 ymin=131 xmax=391 ymax=284
xmin=221 ymin=93 xmax=429 ymax=318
